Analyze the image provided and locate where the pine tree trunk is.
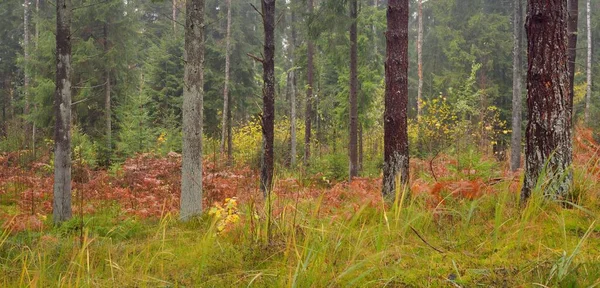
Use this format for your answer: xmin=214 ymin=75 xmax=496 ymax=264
xmin=349 ymin=0 xmax=359 ymax=180
xmin=521 ymin=0 xmax=572 ymax=201
xmin=260 ymin=0 xmax=276 ymax=197
xmin=221 ymin=0 xmax=232 ymax=158
xmin=290 ymin=2 xmax=297 ymax=166
xmin=173 ymin=0 xmax=178 ymax=33
xmin=104 ymin=23 xmax=112 ymax=164
xmin=510 ymin=0 xmax=523 ymax=172
xmin=53 ymin=0 xmax=73 ymax=224
xmin=24 ymin=0 xmax=31 ymax=143
xmin=304 ymin=0 xmax=314 ymax=166
xmin=180 ymin=0 xmax=205 ymax=220
xmin=417 ymin=0 xmax=423 ymax=118
xmin=382 ymin=0 xmax=410 ymax=199
xmin=585 ymin=0 xmax=592 ymax=123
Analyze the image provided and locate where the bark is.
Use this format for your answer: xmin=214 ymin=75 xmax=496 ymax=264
xmin=382 ymin=0 xmax=409 ymax=199
xmin=24 ymin=0 xmax=31 ymax=142
xmin=260 ymin=0 xmax=276 ymax=197
xmin=304 ymin=0 xmax=314 ymax=166
xmin=521 ymin=0 xmax=572 ymax=201
xmin=53 ymin=0 xmax=72 ymax=224
xmin=567 ymin=0 xmax=578 ymax=113
xmin=510 ymin=0 xmax=523 ymax=172
xmin=220 ymin=0 xmax=232 ymax=159
xmin=417 ymin=0 xmax=423 ymax=118
xmin=104 ymin=23 xmax=112 ymax=164
xmin=349 ymin=0 xmax=359 ymax=180
xmin=181 ymin=0 xmax=205 ymax=220
xmin=173 ymin=0 xmax=178 ymax=33
xmin=290 ymin=2 xmax=297 ymax=166
xmin=585 ymin=0 xmax=592 ymax=123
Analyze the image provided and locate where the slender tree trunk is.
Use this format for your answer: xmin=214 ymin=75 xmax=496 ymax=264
xmin=53 ymin=0 xmax=72 ymax=224
xmin=180 ymin=0 xmax=205 ymax=220
xmin=290 ymin=2 xmax=297 ymax=166
xmin=24 ymin=0 xmax=31 ymax=142
xmin=304 ymin=0 xmax=314 ymax=166
xmin=373 ymin=0 xmax=378 ymax=55
xmin=173 ymin=0 xmax=178 ymax=33
xmin=417 ymin=0 xmax=423 ymax=118
xmin=510 ymin=0 xmax=523 ymax=172
xmin=521 ymin=0 xmax=572 ymax=201
xmin=349 ymin=0 xmax=359 ymax=180
xmin=567 ymin=0 xmax=578 ymax=114
xmin=260 ymin=0 xmax=276 ymax=197
xmin=585 ymin=0 xmax=592 ymax=123
xmin=382 ymin=0 xmax=409 ymax=198
xmin=359 ymin=124 xmax=363 ymax=172
xmin=104 ymin=23 xmax=112 ymax=164
xmin=220 ymin=0 xmax=232 ymax=159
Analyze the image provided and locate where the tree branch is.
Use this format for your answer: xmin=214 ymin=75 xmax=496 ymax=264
xmin=249 ymin=3 xmax=263 ymax=18
xmin=247 ymin=53 xmax=264 ymax=63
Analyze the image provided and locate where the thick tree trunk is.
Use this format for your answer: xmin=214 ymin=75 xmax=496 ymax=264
xmin=382 ymin=0 xmax=409 ymax=199
xmin=180 ymin=0 xmax=205 ymax=220
xmin=521 ymin=0 xmax=572 ymax=201
xmin=417 ymin=0 xmax=423 ymax=118
xmin=510 ymin=0 xmax=523 ymax=172
xmin=585 ymin=0 xmax=592 ymax=123
xmin=304 ymin=0 xmax=314 ymax=166
xmin=220 ymin=0 xmax=232 ymax=159
xmin=24 ymin=0 xmax=31 ymax=142
xmin=104 ymin=23 xmax=112 ymax=164
xmin=349 ymin=0 xmax=359 ymax=180
xmin=260 ymin=0 xmax=275 ymax=197
xmin=567 ymin=0 xmax=578 ymax=114
xmin=53 ymin=0 xmax=72 ymax=224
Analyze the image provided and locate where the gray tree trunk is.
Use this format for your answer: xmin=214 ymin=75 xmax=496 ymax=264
xmin=24 ymin=0 xmax=31 ymax=142
xmin=104 ymin=23 xmax=112 ymax=163
xmin=521 ymin=0 xmax=572 ymax=201
xmin=585 ymin=0 xmax=592 ymax=123
xmin=417 ymin=0 xmax=423 ymax=118
xmin=180 ymin=0 xmax=205 ymax=221
xmin=260 ymin=0 xmax=276 ymax=197
xmin=349 ymin=0 xmax=359 ymax=180
xmin=53 ymin=0 xmax=73 ymax=224
xmin=290 ymin=2 xmax=297 ymax=166
xmin=510 ymin=0 xmax=523 ymax=172
xmin=220 ymin=0 xmax=232 ymax=159
xmin=304 ymin=0 xmax=314 ymax=166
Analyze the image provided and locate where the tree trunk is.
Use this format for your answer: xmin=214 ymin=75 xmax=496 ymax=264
xmin=180 ymin=0 xmax=205 ymax=220
xmin=260 ymin=0 xmax=275 ymax=197
xmin=304 ymin=0 xmax=314 ymax=166
xmin=53 ymin=0 xmax=73 ymax=224
xmin=290 ymin=2 xmax=297 ymax=167
xmin=567 ymin=0 xmax=578 ymax=114
xmin=173 ymin=0 xmax=178 ymax=33
xmin=417 ymin=0 xmax=423 ymax=118
xmin=521 ymin=0 xmax=572 ymax=201
xmin=104 ymin=23 xmax=112 ymax=164
xmin=382 ymin=0 xmax=409 ymax=199
xmin=359 ymin=123 xmax=363 ymax=173
xmin=349 ymin=0 xmax=359 ymax=180
xmin=24 ymin=0 xmax=31 ymax=143
xmin=220 ymin=0 xmax=232 ymax=160
xmin=585 ymin=0 xmax=592 ymax=123
xmin=510 ymin=0 xmax=523 ymax=172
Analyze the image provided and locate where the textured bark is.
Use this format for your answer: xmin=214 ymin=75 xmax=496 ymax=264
xmin=585 ymin=0 xmax=592 ymax=123
xmin=382 ymin=0 xmax=409 ymax=198
xmin=521 ymin=0 xmax=572 ymax=201
xmin=180 ymin=0 xmax=205 ymax=220
xmin=567 ymin=0 xmax=578 ymax=113
xmin=349 ymin=0 xmax=359 ymax=180
xmin=417 ymin=0 xmax=423 ymax=118
xmin=304 ymin=0 xmax=314 ymax=166
xmin=510 ymin=0 xmax=523 ymax=172
xmin=104 ymin=23 xmax=112 ymax=163
xmin=53 ymin=0 xmax=72 ymax=224
xmin=260 ymin=0 xmax=275 ymax=197
xmin=220 ymin=0 xmax=232 ymax=159
xmin=290 ymin=2 xmax=297 ymax=166
xmin=24 ymin=0 xmax=31 ymax=141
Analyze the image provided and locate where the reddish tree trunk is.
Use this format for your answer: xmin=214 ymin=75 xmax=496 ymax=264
xmin=382 ymin=0 xmax=409 ymax=198
xmin=521 ymin=0 xmax=572 ymax=201
xmin=349 ymin=0 xmax=359 ymax=180
xmin=260 ymin=0 xmax=276 ymax=196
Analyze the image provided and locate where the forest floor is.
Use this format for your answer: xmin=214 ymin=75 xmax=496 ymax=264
xmin=1 ymin=128 xmax=600 ymax=287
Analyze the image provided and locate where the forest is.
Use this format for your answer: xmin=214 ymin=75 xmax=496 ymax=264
xmin=1 ymin=0 xmax=600 ymax=286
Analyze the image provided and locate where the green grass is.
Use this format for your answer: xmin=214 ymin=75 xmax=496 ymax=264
xmin=1 ymin=177 xmax=599 ymax=288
